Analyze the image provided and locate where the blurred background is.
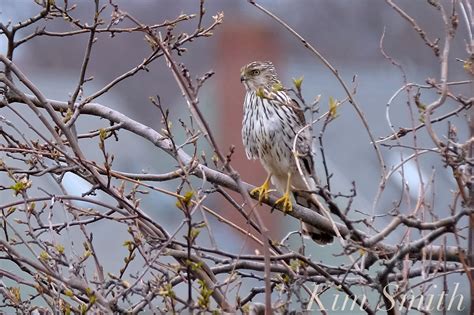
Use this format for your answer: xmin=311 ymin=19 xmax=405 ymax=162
xmin=1 ymin=0 xmax=472 ymax=313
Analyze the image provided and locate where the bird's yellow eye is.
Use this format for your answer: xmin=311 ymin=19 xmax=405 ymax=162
xmin=250 ymin=69 xmax=261 ymax=76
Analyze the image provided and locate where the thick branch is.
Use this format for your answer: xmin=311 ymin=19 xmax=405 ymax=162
xmin=3 ymin=93 xmax=464 ymax=264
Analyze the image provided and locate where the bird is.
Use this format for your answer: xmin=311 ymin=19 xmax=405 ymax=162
xmin=240 ymin=61 xmax=333 ymax=244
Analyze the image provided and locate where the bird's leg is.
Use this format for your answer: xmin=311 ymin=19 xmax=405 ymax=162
xmin=250 ymin=174 xmax=272 ymax=204
xmin=275 ymin=172 xmax=293 ymax=213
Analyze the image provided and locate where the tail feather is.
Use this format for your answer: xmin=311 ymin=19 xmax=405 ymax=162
xmin=302 ymin=222 xmax=334 ymax=244
xmin=295 ymin=193 xmax=334 ymax=245
xmin=271 ymin=173 xmax=333 ymax=245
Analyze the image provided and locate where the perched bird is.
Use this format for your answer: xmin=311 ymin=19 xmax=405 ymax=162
xmin=240 ymin=61 xmax=333 ymax=244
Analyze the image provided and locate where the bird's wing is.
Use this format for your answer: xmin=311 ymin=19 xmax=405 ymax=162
xmin=289 ymin=98 xmax=315 ymax=178
xmin=289 ymin=98 xmax=306 ymax=125
xmin=279 ymin=96 xmax=333 ymax=244
xmin=273 ymin=91 xmax=315 ymax=177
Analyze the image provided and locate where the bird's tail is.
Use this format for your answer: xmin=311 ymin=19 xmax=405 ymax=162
xmin=293 ymin=178 xmax=334 ymax=245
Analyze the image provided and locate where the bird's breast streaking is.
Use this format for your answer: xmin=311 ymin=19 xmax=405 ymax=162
xmin=240 ymin=60 xmax=334 ymax=244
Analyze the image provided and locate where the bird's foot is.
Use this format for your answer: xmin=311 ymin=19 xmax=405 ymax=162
xmin=275 ymin=192 xmax=293 ymax=214
xmin=250 ymin=180 xmax=272 ymax=204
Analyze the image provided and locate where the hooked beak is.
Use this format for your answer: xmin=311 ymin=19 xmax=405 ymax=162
xmin=240 ymin=74 xmax=246 ymax=82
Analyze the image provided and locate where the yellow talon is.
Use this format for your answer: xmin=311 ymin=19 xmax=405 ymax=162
xmin=250 ymin=175 xmax=272 ymax=204
xmin=275 ymin=172 xmax=293 ymax=214
xmin=275 ymin=191 xmax=293 ymax=213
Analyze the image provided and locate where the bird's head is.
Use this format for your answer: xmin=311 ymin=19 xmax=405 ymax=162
xmin=240 ymin=61 xmax=280 ymax=91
